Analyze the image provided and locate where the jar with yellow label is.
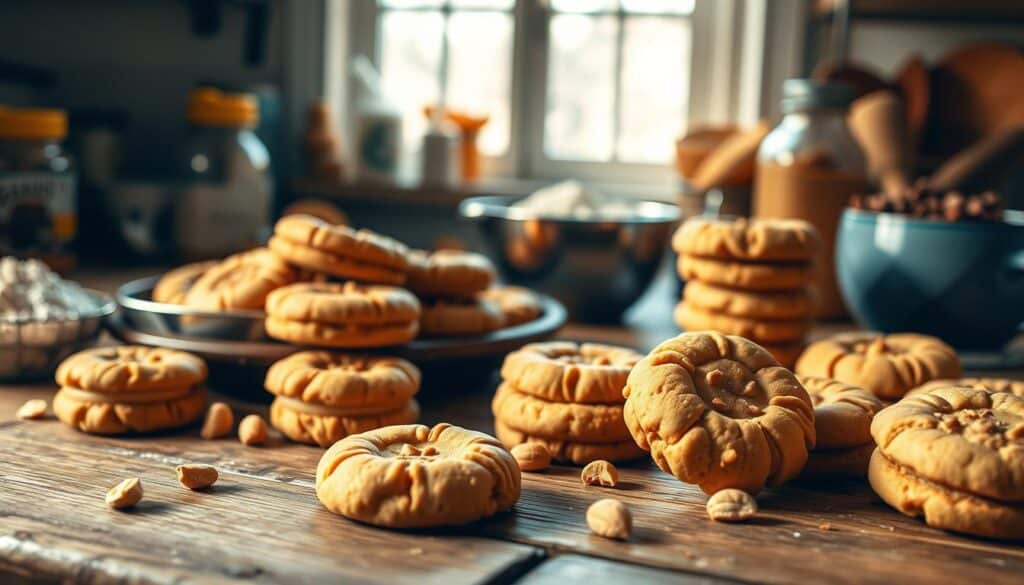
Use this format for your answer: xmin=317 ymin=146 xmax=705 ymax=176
xmin=0 ymin=107 xmax=77 ymax=272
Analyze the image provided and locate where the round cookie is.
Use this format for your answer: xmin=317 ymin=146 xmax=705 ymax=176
xmin=491 ymin=383 xmax=631 ymax=443
xmin=500 ymin=341 xmax=641 ymax=404
xmin=271 ymin=397 xmax=420 ymax=447
xmin=795 ymin=332 xmax=962 ymax=400
xmin=674 ymin=301 xmax=811 ymax=343
xmin=869 ymin=448 xmax=1024 ymax=540
xmin=269 ymin=236 xmax=406 ymax=285
xmin=623 ymin=332 xmax=816 ymax=495
xmin=798 ymin=375 xmax=885 ymax=450
xmin=802 ymin=443 xmax=876 ymax=479
xmin=481 ymin=285 xmax=543 ymax=326
xmin=871 ymin=386 xmax=1024 ymax=502
xmin=682 ymin=280 xmax=816 ymax=320
xmin=152 ymin=260 xmax=216 ymax=304
xmin=406 ymin=249 xmax=496 ymax=298
xmin=494 ymin=420 xmax=646 ymax=465
xmin=184 ymin=248 xmax=297 ymax=311
xmin=265 ymin=351 xmax=420 ymax=410
xmin=270 ymin=214 xmax=408 ymax=284
xmin=419 ymin=297 xmax=504 ymax=337
xmin=673 ymin=217 xmax=821 ymax=262
xmin=57 ymin=346 xmax=208 ymax=392
xmin=678 ymin=255 xmax=814 ymax=291
xmin=315 ymin=423 xmax=521 ymax=528
xmin=907 ymin=377 xmax=1024 ymax=398
xmin=265 ymin=318 xmax=418 ymax=348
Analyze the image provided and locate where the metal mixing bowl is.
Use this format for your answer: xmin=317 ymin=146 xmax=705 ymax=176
xmin=460 ymin=195 xmax=680 ymax=322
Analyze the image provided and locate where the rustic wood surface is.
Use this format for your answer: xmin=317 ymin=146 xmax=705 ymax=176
xmin=0 ymin=269 xmax=1022 ymax=585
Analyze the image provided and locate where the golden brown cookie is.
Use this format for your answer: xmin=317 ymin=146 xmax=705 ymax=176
xmin=682 ymin=280 xmax=815 ymax=320
xmin=270 ymin=396 xmax=420 ymax=447
xmin=802 ymin=443 xmax=876 ymax=479
xmin=315 ymin=423 xmax=521 ymax=527
xmin=871 ymin=386 xmax=1024 ymax=502
xmin=184 ymin=248 xmax=297 ymax=311
xmin=673 ymin=217 xmax=821 ymax=262
xmin=678 ymin=255 xmax=814 ymax=291
xmin=623 ymin=332 xmax=816 ymax=495
xmin=907 ymin=377 xmax=1024 ymax=398
xmin=418 ymin=297 xmax=504 ymax=337
xmin=264 ymin=282 xmax=420 ymax=348
xmin=405 ymin=249 xmax=496 ymax=298
xmin=869 ymin=448 xmax=1024 ymax=540
xmin=269 ymin=214 xmax=408 ymax=284
xmin=152 ymin=261 xmax=217 ymax=304
xmin=264 ymin=351 xmax=420 ymax=410
xmin=57 ymin=346 xmax=208 ymax=392
xmin=674 ymin=301 xmax=811 ymax=343
xmin=500 ymin=341 xmax=641 ymax=404
xmin=480 ymin=285 xmax=543 ymax=326
xmin=494 ymin=420 xmax=646 ymax=465
xmin=798 ymin=375 xmax=885 ymax=450
xmin=492 ymin=383 xmax=631 ymax=443
xmin=795 ymin=332 xmax=962 ymax=400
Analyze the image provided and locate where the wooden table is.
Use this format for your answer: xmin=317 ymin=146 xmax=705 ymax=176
xmin=1 ymin=271 xmax=1022 ymax=585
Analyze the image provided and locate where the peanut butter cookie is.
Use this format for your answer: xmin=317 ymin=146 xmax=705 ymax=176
xmin=673 ymin=217 xmax=821 ymax=262
xmin=270 ymin=397 xmax=420 ymax=447
xmin=682 ymin=280 xmax=816 ymax=320
xmin=907 ymin=377 xmax=1024 ymax=398
xmin=315 ymin=423 xmax=521 ymax=527
xmin=480 ymin=285 xmax=543 ymax=327
xmin=491 ymin=383 xmax=631 ymax=443
xmin=184 ymin=248 xmax=297 ymax=311
xmin=796 ymin=332 xmax=961 ymax=400
xmin=494 ymin=420 xmax=646 ymax=464
xmin=265 ymin=351 xmax=420 ymax=410
xmin=405 ymin=249 xmax=496 ymax=298
xmin=152 ymin=260 xmax=216 ymax=304
xmin=623 ymin=332 xmax=815 ymax=495
xmin=57 ymin=346 xmax=208 ymax=392
xmin=500 ymin=341 xmax=641 ymax=404
xmin=678 ymin=255 xmax=814 ymax=291
xmin=675 ymin=301 xmax=812 ymax=343
xmin=418 ymin=297 xmax=504 ymax=337
xmin=798 ymin=375 xmax=884 ymax=450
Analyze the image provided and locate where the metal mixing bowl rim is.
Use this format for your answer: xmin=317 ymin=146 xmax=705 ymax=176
xmin=0 ymin=288 xmax=116 ymax=325
xmin=459 ymin=195 xmax=681 ymax=224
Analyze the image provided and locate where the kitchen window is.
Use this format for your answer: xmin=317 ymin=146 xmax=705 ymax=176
xmin=346 ymin=0 xmax=765 ymax=184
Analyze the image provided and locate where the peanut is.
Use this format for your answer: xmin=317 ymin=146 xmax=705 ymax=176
xmin=706 ymin=488 xmax=757 ymax=522
xmin=705 ymin=369 xmax=723 ymax=386
xmin=511 ymin=443 xmax=551 ymax=472
xmin=581 ymin=460 xmax=619 ymax=487
xmin=106 ymin=477 xmax=143 ymax=509
xmin=586 ymin=498 xmax=632 ymax=540
xmin=16 ymin=399 xmax=47 ymax=420
xmin=200 ymin=402 xmax=234 ymax=439
xmin=238 ymin=414 xmax=269 ymax=446
xmin=176 ymin=464 xmax=219 ymax=490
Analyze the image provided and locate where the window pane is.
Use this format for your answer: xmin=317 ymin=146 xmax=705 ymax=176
xmin=379 ymin=11 xmax=444 ymax=158
xmin=621 ymin=0 xmax=694 ymax=14
xmin=450 ymin=0 xmax=514 ymax=9
xmin=617 ymin=16 xmax=689 ymax=163
xmin=446 ymin=12 xmax=513 ymax=156
xmin=380 ymin=0 xmax=443 ymax=8
xmin=545 ymin=14 xmax=616 ymax=162
xmin=550 ymin=0 xmax=617 ymax=14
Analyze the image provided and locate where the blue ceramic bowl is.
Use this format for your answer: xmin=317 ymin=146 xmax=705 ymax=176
xmin=837 ymin=209 xmax=1024 ymax=350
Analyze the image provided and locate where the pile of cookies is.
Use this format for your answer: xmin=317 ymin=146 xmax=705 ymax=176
xmin=264 ymin=351 xmax=421 ymax=447
xmin=406 ymin=249 xmax=503 ymax=337
xmin=797 ymin=375 xmax=884 ymax=478
xmin=492 ymin=341 xmax=646 ymax=465
xmin=674 ymin=217 xmax=820 ymax=367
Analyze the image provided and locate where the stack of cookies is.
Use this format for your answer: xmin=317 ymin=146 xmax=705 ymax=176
xmin=491 ymin=341 xmax=646 ymax=465
xmin=674 ymin=217 xmax=821 ymax=367
xmin=264 ymin=351 xmax=421 ymax=447
xmin=797 ymin=375 xmax=884 ymax=479
xmin=406 ymin=249 xmax=503 ymax=338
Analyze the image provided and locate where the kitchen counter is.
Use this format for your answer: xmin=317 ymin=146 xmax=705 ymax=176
xmin=1 ymin=270 xmax=1022 ymax=585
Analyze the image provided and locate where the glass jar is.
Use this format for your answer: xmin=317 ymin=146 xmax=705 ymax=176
xmin=754 ymin=80 xmax=866 ymax=319
xmin=176 ymin=87 xmax=271 ymax=260
xmin=0 ymin=107 xmax=76 ymax=272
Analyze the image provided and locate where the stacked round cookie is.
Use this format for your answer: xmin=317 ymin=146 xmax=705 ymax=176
xmin=868 ymin=385 xmax=1024 ymax=539
xmin=53 ymin=346 xmax=208 ymax=434
xmin=406 ymin=249 xmax=503 ymax=338
xmin=264 ymin=351 xmax=421 ymax=447
xmin=492 ymin=341 xmax=646 ymax=465
xmin=798 ymin=375 xmax=885 ymax=478
xmin=673 ymin=217 xmax=821 ymax=367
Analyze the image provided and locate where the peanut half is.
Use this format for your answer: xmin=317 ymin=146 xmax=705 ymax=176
xmin=176 ymin=464 xmax=219 ymax=490
xmin=586 ymin=498 xmax=632 ymax=540
xmin=511 ymin=443 xmax=551 ymax=472
xmin=106 ymin=478 xmax=143 ymax=509
xmin=16 ymin=399 xmax=47 ymax=420
xmin=200 ymin=402 xmax=234 ymax=439
xmin=238 ymin=414 xmax=269 ymax=446
xmin=581 ymin=460 xmax=619 ymax=487
xmin=706 ymin=488 xmax=758 ymax=522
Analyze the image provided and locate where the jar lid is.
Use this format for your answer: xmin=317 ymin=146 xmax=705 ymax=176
xmin=0 ymin=106 xmax=68 ymax=140
xmin=187 ymin=87 xmax=258 ymax=128
xmin=780 ymin=79 xmax=856 ymax=113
